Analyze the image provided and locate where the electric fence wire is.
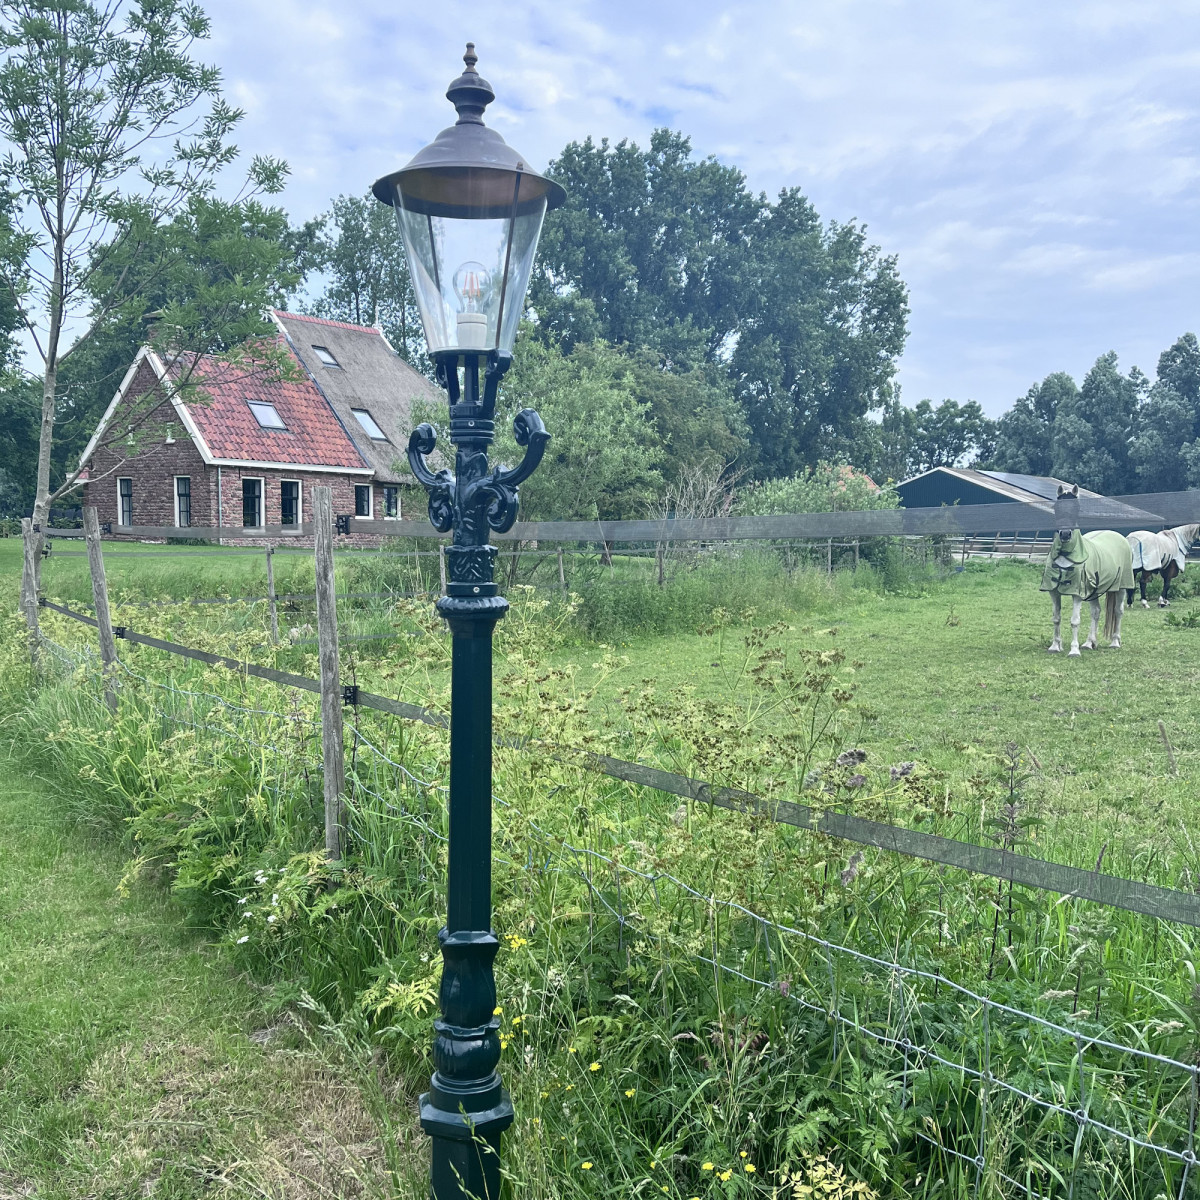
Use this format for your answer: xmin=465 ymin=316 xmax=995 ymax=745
xmin=29 ymin=629 xmax=1200 ymax=1199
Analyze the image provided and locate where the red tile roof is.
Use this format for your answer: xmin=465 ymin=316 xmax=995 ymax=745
xmin=173 ymin=342 xmax=367 ymax=469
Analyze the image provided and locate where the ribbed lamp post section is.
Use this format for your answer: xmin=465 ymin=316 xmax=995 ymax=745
xmin=372 ymin=45 xmax=565 ymax=1200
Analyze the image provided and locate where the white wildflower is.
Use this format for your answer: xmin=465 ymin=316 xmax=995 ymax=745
xmin=267 ymin=914 xmax=277 ymax=924
xmin=236 ymin=935 xmax=249 ymax=944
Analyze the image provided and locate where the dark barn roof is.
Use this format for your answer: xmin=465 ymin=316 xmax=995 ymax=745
xmin=894 ymin=467 xmax=1161 ymax=533
xmin=272 ymin=311 xmax=443 ymax=484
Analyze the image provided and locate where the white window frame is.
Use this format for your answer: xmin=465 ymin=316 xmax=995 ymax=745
xmin=173 ymin=475 xmax=192 ymax=528
xmin=117 ymin=477 xmax=133 ymax=526
xmin=247 ymin=400 xmax=287 ymax=430
xmin=241 ymin=475 xmax=264 ymax=528
xmin=351 ymin=408 xmax=389 ymax=442
xmin=383 ymin=484 xmax=400 ymax=519
xmin=280 ymin=479 xmax=303 ymax=527
xmin=354 ymin=483 xmax=373 ymax=519
xmin=311 ymin=345 xmax=341 ymax=368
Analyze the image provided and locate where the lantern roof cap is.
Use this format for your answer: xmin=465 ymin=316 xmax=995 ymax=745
xmin=372 ymin=44 xmax=566 ymax=217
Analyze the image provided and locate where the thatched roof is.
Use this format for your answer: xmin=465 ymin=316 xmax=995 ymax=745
xmin=272 ymin=311 xmax=442 ymax=484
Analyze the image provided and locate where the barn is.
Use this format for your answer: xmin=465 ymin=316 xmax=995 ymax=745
xmin=895 ymin=467 xmax=1159 ymax=535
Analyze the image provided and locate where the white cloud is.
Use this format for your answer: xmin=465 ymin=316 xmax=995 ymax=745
xmin=195 ymin=0 xmax=1200 ymax=416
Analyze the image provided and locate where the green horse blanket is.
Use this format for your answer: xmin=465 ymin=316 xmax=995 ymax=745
xmin=1040 ymin=529 xmax=1134 ymax=599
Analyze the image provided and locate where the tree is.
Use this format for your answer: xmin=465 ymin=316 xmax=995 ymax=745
xmin=1051 ymin=352 xmax=1140 ymax=494
xmin=730 ymin=193 xmax=908 ymax=476
xmin=907 ymin=398 xmax=995 ymax=471
xmin=1130 ymin=333 xmax=1200 ymax=492
xmin=0 ymin=0 xmax=289 ymax=549
xmin=532 ymin=129 xmax=763 ymax=365
xmin=308 ymin=190 xmax=424 ymax=367
xmin=494 ymin=336 xmax=663 ymax=521
xmin=623 ymin=348 xmax=749 ymax=484
xmin=990 ymin=372 xmax=1079 ymax=477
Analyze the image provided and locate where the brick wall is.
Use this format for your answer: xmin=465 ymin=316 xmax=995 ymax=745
xmin=84 ymin=359 xmax=212 ymax=532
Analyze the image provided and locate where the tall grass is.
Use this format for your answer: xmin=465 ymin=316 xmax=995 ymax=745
xmin=6 ymin=595 xmax=1199 ymax=1199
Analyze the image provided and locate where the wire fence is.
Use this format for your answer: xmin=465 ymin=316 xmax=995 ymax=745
xmin=33 ymin=628 xmax=1200 ymax=1199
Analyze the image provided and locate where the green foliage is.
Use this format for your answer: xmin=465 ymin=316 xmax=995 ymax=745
xmin=990 ymin=335 xmax=1200 ymax=494
xmin=532 ymin=129 xmax=909 ymax=478
xmin=0 ymin=0 xmax=295 ymax=526
xmin=735 ymin=462 xmax=898 ymax=515
xmin=307 ymin=190 xmax=425 ymax=367
xmin=497 ymin=336 xmax=665 ymax=520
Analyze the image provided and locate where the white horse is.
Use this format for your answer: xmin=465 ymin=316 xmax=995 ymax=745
xmin=1126 ymin=523 xmax=1199 ymax=608
xmin=1042 ymin=486 xmax=1133 ymax=657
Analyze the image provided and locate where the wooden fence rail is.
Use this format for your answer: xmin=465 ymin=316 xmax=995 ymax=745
xmin=35 ymin=595 xmax=1200 ymax=930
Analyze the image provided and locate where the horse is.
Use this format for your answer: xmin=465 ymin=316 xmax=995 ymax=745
xmin=1041 ymin=485 xmax=1134 ymax=656
xmin=1125 ymin=524 xmax=1199 ymax=608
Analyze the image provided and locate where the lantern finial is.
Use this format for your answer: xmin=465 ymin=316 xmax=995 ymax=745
xmin=447 ymin=42 xmax=494 ymax=126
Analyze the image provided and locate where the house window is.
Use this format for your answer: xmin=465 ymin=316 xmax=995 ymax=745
xmin=311 ymin=345 xmax=340 ymax=368
xmin=351 ymin=408 xmax=388 ymax=441
xmin=174 ymin=476 xmax=191 ymax=527
xmin=383 ymin=485 xmax=399 ymax=518
xmin=355 ymin=484 xmax=372 ymax=518
xmin=248 ymin=401 xmax=287 ymax=430
xmin=118 ymin=477 xmax=133 ymax=526
xmin=281 ymin=480 xmax=300 ymax=526
xmin=242 ymin=477 xmax=263 ymax=527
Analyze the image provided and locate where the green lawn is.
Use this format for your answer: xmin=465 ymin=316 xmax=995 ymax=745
xmin=0 ymin=741 xmax=414 ymax=1198
xmin=540 ymin=560 xmax=1200 ymax=882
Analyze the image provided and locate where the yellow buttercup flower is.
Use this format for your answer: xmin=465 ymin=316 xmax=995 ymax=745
xmin=581 ymin=1161 xmax=593 ymax=1170
xmin=701 ymin=1163 xmax=714 ymax=1172
xmin=624 ymin=1088 xmax=636 ymax=1098
xmin=740 ymin=1151 xmax=748 ymax=1159
xmin=719 ymin=1170 xmax=732 ymax=1182
xmin=589 ymin=1061 xmax=601 ymax=1071
xmin=744 ymin=1164 xmax=756 ymax=1174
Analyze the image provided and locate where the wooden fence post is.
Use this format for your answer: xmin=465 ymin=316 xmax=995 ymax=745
xmin=83 ymin=506 xmax=118 ymax=712
xmin=313 ymin=487 xmax=345 ymax=864
xmin=439 ymin=542 xmax=447 ymax=593
xmin=853 ymin=538 xmax=860 ymax=571
xmin=557 ymin=545 xmax=566 ymax=596
xmin=826 ymin=537 xmax=833 ymax=575
xmin=19 ymin=517 xmax=40 ymax=669
xmin=265 ymin=545 xmax=279 ymax=645
xmin=656 ymin=541 xmax=665 ymax=587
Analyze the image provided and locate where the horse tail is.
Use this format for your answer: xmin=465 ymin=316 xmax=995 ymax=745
xmin=1104 ymin=590 xmax=1121 ymax=641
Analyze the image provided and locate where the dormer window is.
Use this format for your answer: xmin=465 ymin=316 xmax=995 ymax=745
xmin=312 ymin=345 xmax=341 ymax=368
xmin=351 ymin=408 xmax=389 ymax=441
xmin=248 ymin=401 xmax=287 ymax=430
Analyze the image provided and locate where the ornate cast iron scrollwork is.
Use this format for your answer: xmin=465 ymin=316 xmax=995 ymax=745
xmin=407 ymin=422 xmax=456 ymax=534
xmin=406 ymin=407 xmax=550 ymax=544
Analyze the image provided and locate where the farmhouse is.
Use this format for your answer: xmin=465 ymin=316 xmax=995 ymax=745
xmin=79 ymin=311 xmax=441 ymax=540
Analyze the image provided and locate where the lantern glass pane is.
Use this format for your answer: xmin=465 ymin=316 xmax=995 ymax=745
xmin=392 ymin=172 xmax=547 ymax=355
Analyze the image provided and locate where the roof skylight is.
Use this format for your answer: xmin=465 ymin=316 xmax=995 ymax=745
xmin=312 ymin=345 xmax=341 ymax=368
xmin=352 ymin=408 xmax=389 ymax=441
xmin=248 ymin=401 xmax=287 ymax=430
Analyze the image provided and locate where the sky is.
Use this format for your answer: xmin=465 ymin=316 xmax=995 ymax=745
xmin=200 ymin=0 xmax=1200 ymax=418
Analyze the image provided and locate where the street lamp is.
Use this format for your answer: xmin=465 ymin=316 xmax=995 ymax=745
xmin=372 ymin=43 xmax=565 ymax=1200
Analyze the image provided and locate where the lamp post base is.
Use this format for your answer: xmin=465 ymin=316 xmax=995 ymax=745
xmin=420 ymin=1089 xmax=514 ymax=1200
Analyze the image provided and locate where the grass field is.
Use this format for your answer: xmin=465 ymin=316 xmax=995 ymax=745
xmin=6 ymin=532 xmax=1200 ymax=1199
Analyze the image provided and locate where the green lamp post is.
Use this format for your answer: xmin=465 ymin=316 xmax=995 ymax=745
xmin=372 ymin=43 xmax=565 ymax=1200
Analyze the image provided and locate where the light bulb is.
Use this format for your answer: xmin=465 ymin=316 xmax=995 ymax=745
xmin=452 ymin=260 xmax=492 ymax=349
xmin=452 ymin=261 xmax=491 ymax=314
